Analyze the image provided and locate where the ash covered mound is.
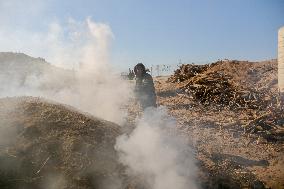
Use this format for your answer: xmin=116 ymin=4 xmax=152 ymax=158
xmin=0 ymin=52 xmax=76 ymax=96
xmin=0 ymin=96 xmax=124 ymax=189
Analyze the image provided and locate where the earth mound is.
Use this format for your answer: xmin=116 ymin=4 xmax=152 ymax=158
xmin=0 ymin=96 xmax=124 ymax=189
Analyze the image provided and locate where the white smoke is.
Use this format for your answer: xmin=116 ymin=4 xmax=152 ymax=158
xmin=58 ymin=18 xmax=132 ymax=124
xmin=0 ymin=18 xmax=133 ymax=124
xmin=0 ymin=2 xmax=198 ymax=188
xmin=115 ymin=107 xmax=198 ymax=189
xmin=0 ymin=16 xmax=133 ymax=188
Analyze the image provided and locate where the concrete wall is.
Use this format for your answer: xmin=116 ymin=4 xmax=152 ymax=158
xmin=278 ymin=26 xmax=284 ymax=92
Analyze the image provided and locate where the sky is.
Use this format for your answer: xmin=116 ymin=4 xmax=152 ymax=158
xmin=0 ymin=0 xmax=284 ymax=71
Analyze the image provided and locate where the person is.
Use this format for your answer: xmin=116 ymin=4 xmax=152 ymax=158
xmin=134 ymin=63 xmax=157 ymax=109
xmin=128 ymin=68 xmax=135 ymax=80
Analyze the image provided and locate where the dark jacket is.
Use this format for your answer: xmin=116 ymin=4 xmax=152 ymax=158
xmin=135 ymin=73 xmax=157 ymax=109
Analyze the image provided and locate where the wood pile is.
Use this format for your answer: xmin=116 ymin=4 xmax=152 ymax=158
xmin=168 ymin=64 xmax=209 ymax=82
xmin=181 ymin=71 xmax=274 ymax=110
xmin=169 ymin=61 xmax=276 ymax=110
xmin=167 ymin=60 xmax=284 ymax=142
xmin=244 ymin=108 xmax=284 ymax=142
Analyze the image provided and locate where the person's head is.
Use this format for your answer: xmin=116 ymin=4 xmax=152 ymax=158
xmin=134 ymin=63 xmax=146 ymax=77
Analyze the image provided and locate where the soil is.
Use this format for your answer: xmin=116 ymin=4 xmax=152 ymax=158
xmin=0 ymin=97 xmax=125 ymax=189
xmin=0 ymin=59 xmax=283 ymax=189
xmin=154 ymin=60 xmax=283 ymax=189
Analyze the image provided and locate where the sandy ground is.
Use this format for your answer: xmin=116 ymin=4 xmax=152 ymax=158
xmin=0 ymin=80 xmax=282 ymax=189
xmin=0 ymin=55 xmax=283 ymax=189
xmin=154 ymin=75 xmax=284 ymax=189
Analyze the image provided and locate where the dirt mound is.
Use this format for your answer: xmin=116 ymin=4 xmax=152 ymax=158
xmin=0 ymin=52 xmax=76 ymax=95
xmin=0 ymin=97 xmax=124 ymax=189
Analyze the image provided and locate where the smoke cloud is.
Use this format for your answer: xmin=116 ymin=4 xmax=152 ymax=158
xmin=115 ymin=107 xmax=198 ymax=189
xmin=0 ymin=2 xmax=198 ymax=187
xmin=0 ymin=17 xmax=132 ymax=124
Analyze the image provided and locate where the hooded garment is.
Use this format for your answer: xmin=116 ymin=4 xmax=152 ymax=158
xmin=135 ymin=71 xmax=157 ymax=109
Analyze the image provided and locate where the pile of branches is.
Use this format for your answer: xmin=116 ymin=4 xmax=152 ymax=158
xmin=244 ymin=108 xmax=284 ymax=142
xmin=168 ymin=64 xmax=209 ymax=82
xmin=181 ymin=72 xmax=272 ymax=110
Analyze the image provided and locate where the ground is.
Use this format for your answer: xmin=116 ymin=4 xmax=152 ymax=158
xmin=154 ymin=75 xmax=283 ymax=189
xmin=0 ymin=97 xmax=125 ymax=189
xmin=0 ymin=55 xmax=283 ymax=189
